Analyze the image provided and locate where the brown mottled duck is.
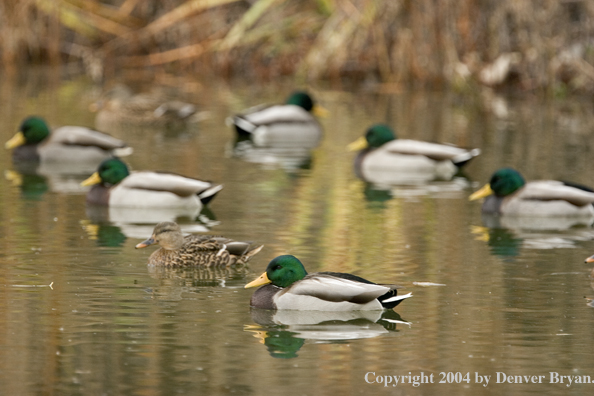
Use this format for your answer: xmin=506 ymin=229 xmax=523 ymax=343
xmin=135 ymin=222 xmax=264 ymax=267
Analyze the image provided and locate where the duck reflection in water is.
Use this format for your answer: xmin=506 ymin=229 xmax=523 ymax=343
xmin=472 ymin=220 xmax=594 ymax=260
xmin=146 ymin=265 xmax=251 ymax=301
xmin=246 ymin=309 xmax=410 ymax=359
xmin=84 ymin=203 xmax=220 ymax=241
xmin=244 ymin=308 xmax=410 ymax=359
xmin=4 ymin=170 xmax=49 ymax=200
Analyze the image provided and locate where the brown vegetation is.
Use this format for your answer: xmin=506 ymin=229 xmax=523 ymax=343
xmin=1 ymin=0 xmax=593 ymax=92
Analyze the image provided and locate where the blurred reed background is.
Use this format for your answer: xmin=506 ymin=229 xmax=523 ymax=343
xmin=1 ymin=0 xmax=593 ymax=92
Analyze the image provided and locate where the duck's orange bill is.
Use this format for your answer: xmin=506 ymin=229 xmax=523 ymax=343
xmin=585 ymin=255 xmax=594 ymax=263
xmin=135 ymin=237 xmax=155 ymax=249
xmin=245 ymin=272 xmax=271 ymax=288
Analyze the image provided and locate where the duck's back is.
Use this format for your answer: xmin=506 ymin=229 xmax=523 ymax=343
xmin=108 ymin=172 xmax=210 ymax=208
xmin=37 ymin=126 xmax=130 ymax=165
xmin=496 ymin=181 xmax=594 ymax=217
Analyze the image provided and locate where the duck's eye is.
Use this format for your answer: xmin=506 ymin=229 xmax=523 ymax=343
xmin=273 ymin=265 xmax=282 ymax=271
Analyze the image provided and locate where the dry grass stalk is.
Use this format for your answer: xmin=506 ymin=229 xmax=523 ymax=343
xmin=1 ymin=0 xmax=593 ymax=92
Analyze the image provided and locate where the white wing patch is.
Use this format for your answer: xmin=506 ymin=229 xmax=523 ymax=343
xmin=384 ymin=139 xmax=473 ymax=161
xmin=51 ymin=126 xmax=127 ymax=150
xmin=287 ymin=276 xmax=390 ymax=302
xmin=243 ymin=105 xmax=313 ymax=125
xmin=119 ymin=172 xmax=213 ymax=197
xmin=520 ymin=181 xmax=594 ymax=207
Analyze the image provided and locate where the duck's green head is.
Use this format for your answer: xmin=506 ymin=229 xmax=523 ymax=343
xmin=469 ymin=168 xmax=525 ymax=200
xmin=348 ymin=124 xmax=396 ymax=151
xmin=245 ymin=255 xmax=308 ymax=289
xmin=285 ymin=92 xmax=314 ymax=111
xmin=285 ymin=91 xmax=327 ymax=117
xmin=5 ymin=116 xmax=50 ymax=149
xmin=81 ymin=157 xmax=130 ymax=187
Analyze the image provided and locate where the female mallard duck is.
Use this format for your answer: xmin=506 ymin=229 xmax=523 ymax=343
xmin=245 ymin=255 xmax=412 ymax=311
xmin=81 ymin=157 xmax=223 ymax=208
xmin=470 ymin=168 xmax=594 ymax=217
xmin=228 ymin=91 xmax=326 ymax=148
xmin=136 ymin=221 xmax=264 ymax=267
xmin=92 ymin=85 xmax=201 ymax=132
xmin=5 ymin=116 xmax=132 ymax=165
xmin=348 ymin=124 xmax=480 ymax=183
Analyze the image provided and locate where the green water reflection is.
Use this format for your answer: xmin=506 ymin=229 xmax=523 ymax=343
xmin=2 ymin=71 xmax=594 ymax=395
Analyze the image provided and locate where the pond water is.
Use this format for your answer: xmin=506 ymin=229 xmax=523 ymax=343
xmin=2 ymin=70 xmax=594 ymax=395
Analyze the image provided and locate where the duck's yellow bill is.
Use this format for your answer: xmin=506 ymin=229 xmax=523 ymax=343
xmin=245 ymin=272 xmax=271 ymax=288
xmin=4 ymin=170 xmax=22 ymax=186
xmin=81 ymin=172 xmax=102 ymax=187
xmin=347 ymin=136 xmax=368 ymax=152
xmin=5 ymin=132 xmax=26 ymax=149
xmin=313 ymin=105 xmax=329 ymax=118
xmin=585 ymin=255 xmax=594 ymax=263
xmin=470 ymin=225 xmax=490 ymax=242
xmin=469 ymin=184 xmax=493 ymax=201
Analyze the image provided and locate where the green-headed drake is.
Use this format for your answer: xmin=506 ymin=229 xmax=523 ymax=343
xmin=5 ymin=116 xmax=132 ymax=165
xmin=136 ymin=222 xmax=263 ymax=267
xmin=470 ymin=168 xmax=594 ymax=217
xmin=348 ymin=124 xmax=480 ymax=183
xmin=245 ymin=255 xmax=412 ymax=311
xmin=228 ymin=91 xmax=326 ymax=148
xmin=81 ymin=158 xmax=223 ymax=208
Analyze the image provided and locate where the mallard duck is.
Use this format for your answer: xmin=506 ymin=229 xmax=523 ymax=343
xmin=81 ymin=158 xmax=223 ymax=208
xmin=92 ymin=84 xmax=201 ymax=132
xmin=5 ymin=116 xmax=132 ymax=164
xmin=470 ymin=168 xmax=594 ymax=217
xmin=228 ymin=91 xmax=326 ymax=148
xmin=245 ymin=255 xmax=412 ymax=311
xmin=135 ymin=221 xmax=264 ymax=267
xmin=348 ymin=124 xmax=480 ymax=183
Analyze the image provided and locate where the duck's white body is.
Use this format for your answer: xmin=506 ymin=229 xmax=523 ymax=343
xmin=357 ymin=139 xmax=480 ymax=184
xmin=13 ymin=126 xmax=131 ymax=171
xmin=487 ymin=181 xmax=594 ymax=217
xmin=270 ymin=274 xmax=412 ymax=311
xmin=109 ymin=172 xmax=221 ymax=208
xmin=231 ymin=104 xmax=321 ymax=148
xmin=87 ymin=171 xmax=223 ymax=209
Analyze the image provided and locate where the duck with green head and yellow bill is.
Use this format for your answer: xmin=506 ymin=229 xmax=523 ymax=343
xmin=81 ymin=158 xmax=223 ymax=209
xmin=348 ymin=124 xmax=481 ymax=184
xmin=245 ymin=255 xmax=412 ymax=311
xmin=228 ymin=91 xmax=326 ymax=148
xmin=5 ymin=116 xmax=132 ymax=166
xmin=135 ymin=221 xmax=263 ymax=267
xmin=470 ymin=168 xmax=594 ymax=217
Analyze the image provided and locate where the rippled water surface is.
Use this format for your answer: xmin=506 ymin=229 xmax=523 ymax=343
xmin=2 ymin=71 xmax=594 ymax=395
